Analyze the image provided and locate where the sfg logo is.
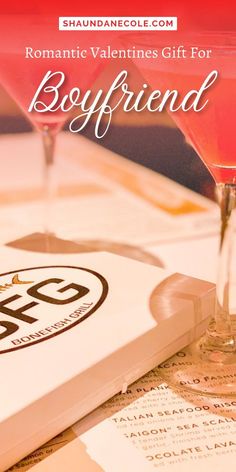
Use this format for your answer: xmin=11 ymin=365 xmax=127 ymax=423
xmin=0 ymin=266 xmax=108 ymax=354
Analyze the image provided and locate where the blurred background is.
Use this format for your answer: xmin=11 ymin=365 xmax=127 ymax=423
xmin=1 ymin=0 xmax=233 ymax=201
xmin=0 ymin=0 xmax=232 ymax=198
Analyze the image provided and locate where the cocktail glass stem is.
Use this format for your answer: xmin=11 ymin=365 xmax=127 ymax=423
xmin=157 ymin=183 xmax=236 ymax=396
xmin=41 ymin=125 xmax=57 ymax=235
xmin=198 ymin=184 xmax=236 ymax=361
xmin=194 ymin=184 xmax=236 ymax=362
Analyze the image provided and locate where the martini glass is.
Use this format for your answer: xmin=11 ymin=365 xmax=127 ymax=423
xmin=0 ymin=15 xmax=160 ymax=264
xmin=0 ymin=14 xmax=108 ymax=234
xmin=126 ymin=32 xmax=236 ymax=396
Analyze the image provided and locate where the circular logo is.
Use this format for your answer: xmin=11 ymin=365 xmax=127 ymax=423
xmin=0 ymin=266 xmax=108 ymax=354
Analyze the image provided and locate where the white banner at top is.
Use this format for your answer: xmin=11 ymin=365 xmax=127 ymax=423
xmin=59 ymin=17 xmax=178 ymax=31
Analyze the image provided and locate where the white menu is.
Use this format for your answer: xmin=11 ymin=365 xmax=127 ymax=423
xmin=13 ymin=366 xmax=236 ymax=472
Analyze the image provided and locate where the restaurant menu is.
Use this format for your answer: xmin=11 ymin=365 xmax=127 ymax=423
xmin=10 ymin=365 xmax=236 ymax=472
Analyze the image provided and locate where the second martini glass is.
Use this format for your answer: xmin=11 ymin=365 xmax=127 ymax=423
xmin=126 ymin=32 xmax=236 ymax=396
xmin=0 ymin=15 xmax=159 ymax=264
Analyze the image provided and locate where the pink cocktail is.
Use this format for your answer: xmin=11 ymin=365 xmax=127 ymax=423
xmin=0 ymin=15 xmax=105 ymax=128
xmin=140 ymin=36 xmax=236 ymax=183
